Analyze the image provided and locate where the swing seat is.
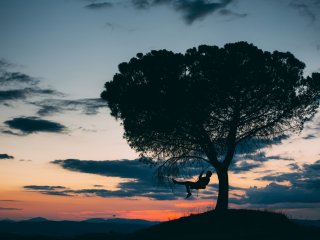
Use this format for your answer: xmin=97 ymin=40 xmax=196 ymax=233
xmin=191 ymin=184 xmax=206 ymax=190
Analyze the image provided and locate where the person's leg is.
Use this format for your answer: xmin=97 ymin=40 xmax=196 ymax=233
xmin=185 ymin=184 xmax=192 ymax=198
xmin=172 ymin=179 xmax=193 ymax=186
xmin=172 ymin=179 xmax=194 ymax=198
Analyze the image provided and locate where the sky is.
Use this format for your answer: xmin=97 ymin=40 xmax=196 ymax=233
xmin=0 ymin=0 xmax=320 ymax=221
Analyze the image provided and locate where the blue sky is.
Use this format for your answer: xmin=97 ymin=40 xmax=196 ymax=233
xmin=0 ymin=0 xmax=320 ymax=220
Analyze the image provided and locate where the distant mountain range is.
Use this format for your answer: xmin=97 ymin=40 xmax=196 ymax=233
xmin=21 ymin=217 xmax=49 ymax=222
xmin=0 ymin=214 xmax=319 ymax=240
xmin=292 ymin=219 xmax=320 ymax=228
xmin=0 ymin=217 xmax=158 ymax=237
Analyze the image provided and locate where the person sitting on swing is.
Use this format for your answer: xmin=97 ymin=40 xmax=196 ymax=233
xmin=172 ymin=170 xmax=212 ymax=198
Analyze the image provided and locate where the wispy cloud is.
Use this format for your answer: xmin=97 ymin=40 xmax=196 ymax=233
xmin=81 ymin=0 xmax=244 ymax=25
xmin=85 ymin=2 xmax=113 ymax=9
xmin=23 ymin=185 xmax=72 ymax=196
xmin=24 ymin=185 xmax=67 ymax=190
xmin=31 ymin=98 xmax=107 ymax=116
xmin=230 ymin=136 xmax=291 ymax=173
xmin=0 ymin=207 xmax=22 ymax=211
xmin=1 ymin=59 xmax=106 ymax=118
xmin=132 ymin=0 xmax=241 ymax=24
xmin=172 ymin=0 xmax=235 ymax=24
xmin=236 ymin=160 xmax=320 ymax=205
xmin=0 ymin=60 xmax=61 ymax=104
xmin=289 ymin=0 xmax=320 ymax=23
xmin=230 ymin=161 xmax=263 ymax=174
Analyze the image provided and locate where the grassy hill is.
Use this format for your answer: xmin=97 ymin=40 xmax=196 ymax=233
xmin=129 ymin=209 xmax=320 ymax=240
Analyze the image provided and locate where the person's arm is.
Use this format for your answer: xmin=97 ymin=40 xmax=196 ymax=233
xmin=197 ymin=170 xmax=204 ymax=180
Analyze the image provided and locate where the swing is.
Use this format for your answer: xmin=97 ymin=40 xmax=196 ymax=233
xmin=172 ymin=167 xmax=212 ymax=199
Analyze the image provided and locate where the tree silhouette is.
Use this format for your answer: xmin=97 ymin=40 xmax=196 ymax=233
xmin=101 ymin=42 xmax=320 ymax=210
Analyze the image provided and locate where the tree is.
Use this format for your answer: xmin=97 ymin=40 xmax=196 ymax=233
xmin=101 ymin=42 xmax=320 ymax=211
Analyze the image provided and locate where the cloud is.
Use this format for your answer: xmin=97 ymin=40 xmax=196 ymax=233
xmin=15 ymin=158 xmax=233 ymax=201
xmin=104 ymin=22 xmax=138 ymax=32
xmin=236 ymin=152 xmax=293 ymax=163
xmin=0 ymin=154 xmax=14 ymax=160
xmin=229 ymin=136 xmax=292 ymax=173
xmin=39 ymin=191 xmax=72 ymax=196
xmin=51 ymin=158 xmax=185 ymax=200
xmin=239 ymin=181 xmax=320 ymax=204
xmin=0 ymin=89 xmax=27 ymax=102
xmin=0 ymin=88 xmax=60 ymax=103
xmin=2 ymin=116 xmax=67 ymax=135
xmin=287 ymin=163 xmax=301 ymax=171
xmin=23 ymin=185 xmax=71 ymax=196
xmin=238 ymin=160 xmax=320 ymax=205
xmin=22 ymin=184 xmax=179 ymax=200
xmin=302 ymin=133 xmax=318 ymax=139
xmin=51 ymin=159 xmax=154 ymax=179
xmin=230 ymin=160 xmax=263 ymax=173
xmin=259 ymin=160 xmax=320 ymax=183
xmin=131 ymin=0 xmax=151 ymax=9
xmin=85 ymin=2 xmax=113 ymax=9
xmin=0 ymin=60 xmax=61 ymax=104
xmin=50 ymin=158 xmax=243 ymax=200
xmin=0 ymin=68 xmax=38 ymax=86
xmin=82 ymin=0 xmax=242 ymax=25
xmin=302 ymin=112 xmax=320 ymax=140
xmin=22 ymin=182 xmax=221 ymax=200
xmin=24 ymin=185 xmax=66 ymax=190
xmin=93 ymin=184 xmax=104 ymax=187
xmin=1 ymin=59 xmax=105 ymax=119
xmin=172 ymin=0 xmax=234 ymax=24
xmin=235 ymin=135 xmax=289 ymax=155
xmin=31 ymin=98 xmax=107 ymax=116
xmin=0 ymin=207 xmax=22 ymax=211
xmin=135 ymin=0 xmax=239 ymax=24
xmin=289 ymin=0 xmax=320 ymax=23
xmin=0 ymin=59 xmax=11 ymax=70
xmin=218 ymin=8 xmax=247 ymax=19
xmin=24 ymin=185 xmax=72 ymax=196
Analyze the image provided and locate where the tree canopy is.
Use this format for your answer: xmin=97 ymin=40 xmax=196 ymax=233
xmin=101 ymin=42 xmax=320 ymax=210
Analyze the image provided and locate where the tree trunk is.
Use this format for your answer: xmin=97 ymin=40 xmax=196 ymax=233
xmin=215 ymin=168 xmax=229 ymax=211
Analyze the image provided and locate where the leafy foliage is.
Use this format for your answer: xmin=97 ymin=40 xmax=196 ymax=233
xmin=101 ymin=42 xmax=320 ymax=208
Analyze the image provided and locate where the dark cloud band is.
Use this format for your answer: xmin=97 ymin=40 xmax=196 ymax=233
xmin=237 ymin=160 xmax=320 ymax=205
xmin=3 ymin=116 xmax=67 ymax=135
xmin=50 ymin=158 xmax=185 ymax=200
xmin=0 ymin=60 xmax=61 ymax=103
xmin=0 ymin=154 xmax=14 ymax=160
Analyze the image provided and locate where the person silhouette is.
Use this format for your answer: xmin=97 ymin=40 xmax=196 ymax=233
xmin=172 ymin=170 xmax=212 ymax=198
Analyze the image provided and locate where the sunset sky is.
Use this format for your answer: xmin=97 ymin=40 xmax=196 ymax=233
xmin=1 ymin=0 xmax=320 ymax=221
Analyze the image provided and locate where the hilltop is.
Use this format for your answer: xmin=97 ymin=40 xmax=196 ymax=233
xmin=129 ymin=209 xmax=320 ymax=240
